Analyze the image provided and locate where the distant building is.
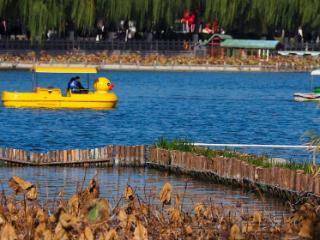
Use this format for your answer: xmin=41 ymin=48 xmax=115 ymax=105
xmin=196 ymin=34 xmax=281 ymax=59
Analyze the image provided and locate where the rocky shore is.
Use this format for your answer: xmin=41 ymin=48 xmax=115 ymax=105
xmin=0 ymin=51 xmax=317 ymax=72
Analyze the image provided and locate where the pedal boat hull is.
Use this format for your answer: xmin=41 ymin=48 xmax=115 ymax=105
xmin=2 ymin=88 xmax=118 ymax=109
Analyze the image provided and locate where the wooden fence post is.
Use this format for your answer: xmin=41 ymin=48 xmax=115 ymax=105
xmin=146 ymin=146 xmax=151 ymax=164
xmin=23 ymin=150 xmax=27 ymax=161
xmin=232 ymin=159 xmax=242 ymax=179
xmin=70 ymin=149 xmax=74 ymax=162
xmin=184 ymin=152 xmax=192 ymax=171
xmin=170 ymin=150 xmax=177 ymax=167
xmin=131 ymin=146 xmax=136 ymax=167
xmin=306 ymin=174 xmax=314 ymax=193
xmin=107 ymin=145 xmax=113 ymax=166
xmin=295 ymin=170 xmax=304 ymax=192
xmin=288 ymin=169 xmax=296 ymax=191
xmin=125 ymin=146 xmax=131 ymax=167
xmin=136 ymin=146 xmax=141 ymax=166
xmin=314 ymin=176 xmax=320 ymax=196
xmin=29 ymin=152 xmax=35 ymax=164
xmin=115 ymin=145 xmax=121 ymax=166
xmin=94 ymin=148 xmax=99 ymax=160
xmin=255 ymin=167 xmax=263 ymax=183
xmin=139 ymin=145 xmax=145 ymax=166
xmin=54 ymin=150 xmax=59 ymax=163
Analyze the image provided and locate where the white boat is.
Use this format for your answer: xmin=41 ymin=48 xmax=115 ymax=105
xmin=294 ymin=69 xmax=320 ymax=102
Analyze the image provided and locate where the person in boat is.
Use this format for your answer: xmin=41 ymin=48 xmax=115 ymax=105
xmin=67 ymin=76 xmax=88 ymax=94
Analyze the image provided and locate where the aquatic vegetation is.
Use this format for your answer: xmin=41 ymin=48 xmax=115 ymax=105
xmin=0 ymin=175 xmax=318 ymax=239
xmin=154 ymin=138 xmax=319 ymax=174
xmin=155 ymin=137 xmax=194 ymax=152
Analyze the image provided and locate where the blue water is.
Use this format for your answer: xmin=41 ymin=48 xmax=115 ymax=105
xmin=0 ymin=71 xmax=319 ymax=152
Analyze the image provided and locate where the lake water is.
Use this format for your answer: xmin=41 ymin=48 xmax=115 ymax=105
xmin=0 ymin=70 xmax=314 ymax=214
xmin=0 ymin=166 xmax=288 ymax=216
xmin=0 ymin=71 xmax=319 ymax=161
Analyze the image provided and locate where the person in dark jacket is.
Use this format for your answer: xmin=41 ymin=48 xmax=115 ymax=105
xmin=67 ymin=76 xmax=88 ymax=94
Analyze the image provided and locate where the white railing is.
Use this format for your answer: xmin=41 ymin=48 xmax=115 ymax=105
xmin=194 ymin=143 xmax=318 ymax=165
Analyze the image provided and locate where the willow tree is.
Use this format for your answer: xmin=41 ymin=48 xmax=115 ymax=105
xmin=299 ymin=0 xmax=320 ymax=31
xmin=204 ymin=0 xmax=299 ymax=35
xmin=0 ymin=0 xmax=319 ymax=40
xmin=21 ymin=0 xmax=67 ymax=41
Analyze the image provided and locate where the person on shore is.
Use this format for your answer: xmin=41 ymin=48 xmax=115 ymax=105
xmin=202 ymin=23 xmax=212 ymax=34
xmin=67 ymin=76 xmax=88 ymax=94
xmin=297 ymin=26 xmax=303 ymax=43
xmin=0 ymin=18 xmax=7 ymax=40
xmin=181 ymin=10 xmax=190 ymax=33
xmin=96 ymin=19 xmax=105 ymax=42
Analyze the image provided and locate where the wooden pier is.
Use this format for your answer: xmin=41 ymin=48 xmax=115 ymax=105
xmin=0 ymin=145 xmax=145 ymax=167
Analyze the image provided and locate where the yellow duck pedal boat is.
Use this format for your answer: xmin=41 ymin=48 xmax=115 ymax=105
xmin=1 ymin=66 xmax=118 ymax=109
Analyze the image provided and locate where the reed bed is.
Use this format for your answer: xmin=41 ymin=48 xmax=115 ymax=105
xmin=0 ymin=175 xmax=318 ymax=239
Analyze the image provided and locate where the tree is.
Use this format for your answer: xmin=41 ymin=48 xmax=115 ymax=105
xmin=0 ymin=0 xmax=319 ymax=41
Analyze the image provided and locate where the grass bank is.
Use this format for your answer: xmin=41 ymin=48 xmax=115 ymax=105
xmin=154 ymin=138 xmax=319 ymax=175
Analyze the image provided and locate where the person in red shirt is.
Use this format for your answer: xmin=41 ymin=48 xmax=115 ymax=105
xmin=188 ymin=13 xmax=196 ymax=33
xmin=181 ymin=10 xmax=190 ymax=33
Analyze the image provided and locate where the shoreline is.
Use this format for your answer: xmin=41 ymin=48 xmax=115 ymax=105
xmin=0 ymin=62 xmax=311 ymax=72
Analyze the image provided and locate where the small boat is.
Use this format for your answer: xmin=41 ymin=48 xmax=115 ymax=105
xmin=294 ymin=69 xmax=320 ymax=102
xmin=1 ymin=66 xmax=118 ymax=109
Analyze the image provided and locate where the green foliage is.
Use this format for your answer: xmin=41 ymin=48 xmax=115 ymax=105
xmin=155 ymin=138 xmax=317 ymax=174
xmin=154 ymin=137 xmax=194 ymax=152
xmin=71 ymin=0 xmax=95 ymax=32
xmin=25 ymin=0 xmax=49 ymax=41
xmin=2 ymin=0 xmax=320 ymax=40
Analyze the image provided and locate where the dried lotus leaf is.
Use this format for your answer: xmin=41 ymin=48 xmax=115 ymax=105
xmin=104 ymin=229 xmax=119 ymax=240
xmin=82 ymin=178 xmax=99 ymax=202
xmin=0 ymin=223 xmax=18 ymax=240
xmin=42 ymin=230 xmax=54 ymax=240
xmin=117 ymin=209 xmax=127 ymax=227
xmin=79 ymin=226 xmax=94 ymax=240
xmin=184 ymin=225 xmax=192 ymax=236
xmin=0 ymin=214 xmax=6 ymax=225
xmin=168 ymin=207 xmax=180 ymax=225
xmin=7 ymin=202 xmax=17 ymax=214
xmin=229 ymin=224 xmax=243 ymax=240
xmin=253 ymin=211 xmax=262 ymax=224
xmin=159 ymin=182 xmax=172 ymax=205
xmin=59 ymin=212 xmax=81 ymax=230
xmin=194 ymin=203 xmax=205 ymax=218
xmin=124 ymin=184 xmax=134 ymax=201
xmin=8 ymin=176 xmax=33 ymax=194
xmin=54 ymin=223 xmax=69 ymax=240
xmin=133 ymin=221 xmax=148 ymax=240
xmin=68 ymin=194 xmax=80 ymax=215
xmin=298 ymin=219 xmax=313 ymax=239
xmin=26 ymin=186 xmax=37 ymax=201
xmin=34 ymin=222 xmax=47 ymax=238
